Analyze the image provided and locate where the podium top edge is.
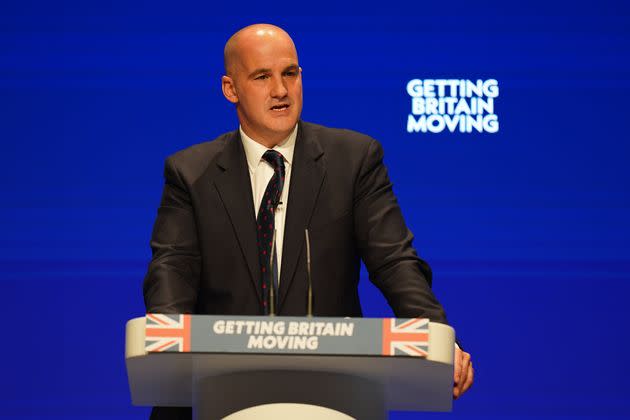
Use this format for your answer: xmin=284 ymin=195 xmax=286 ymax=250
xmin=125 ymin=315 xmax=454 ymax=365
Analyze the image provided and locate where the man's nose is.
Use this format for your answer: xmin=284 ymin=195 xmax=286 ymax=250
xmin=270 ymin=76 xmax=288 ymax=98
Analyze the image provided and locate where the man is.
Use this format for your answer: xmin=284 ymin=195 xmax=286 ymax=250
xmin=144 ymin=24 xmax=473 ymax=419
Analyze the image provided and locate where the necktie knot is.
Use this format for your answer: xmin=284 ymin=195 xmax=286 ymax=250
xmin=262 ymin=150 xmax=285 ymax=173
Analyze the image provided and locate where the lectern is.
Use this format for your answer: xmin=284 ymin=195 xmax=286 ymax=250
xmin=125 ymin=314 xmax=455 ymax=419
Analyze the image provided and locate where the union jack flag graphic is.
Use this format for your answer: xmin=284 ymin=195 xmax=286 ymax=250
xmin=381 ymin=318 xmax=429 ymax=357
xmin=145 ymin=314 xmax=191 ymax=353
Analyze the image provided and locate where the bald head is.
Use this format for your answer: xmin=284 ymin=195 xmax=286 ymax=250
xmin=220 ymin=23 xmax=303 ymax=147
xmin=224 ymin=24 xmax=298 ymax=76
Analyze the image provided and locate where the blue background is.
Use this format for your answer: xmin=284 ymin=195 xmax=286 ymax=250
xmin=2 ymin=0 xmax=629 ymax=418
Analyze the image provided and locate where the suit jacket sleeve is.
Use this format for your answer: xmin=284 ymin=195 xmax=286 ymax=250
xmin=143 ymin=156 xmax=201 ymax=314
xmin=353 ymin=137 xmax=448 ymax=323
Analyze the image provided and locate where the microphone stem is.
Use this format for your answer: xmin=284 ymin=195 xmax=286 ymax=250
xmin=269 ymin=229 xmax=276 ymax=316
xmin=305 ymin=229 xmax=313 ymax=317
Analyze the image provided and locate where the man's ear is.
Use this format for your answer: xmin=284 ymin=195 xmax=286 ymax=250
xmin=222 ymin=76 xmax=238 ymax=104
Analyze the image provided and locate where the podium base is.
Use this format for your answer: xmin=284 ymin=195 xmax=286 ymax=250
xmin=194 ymin=370 xmax=386 ymax=420
xmin=224 ymin=403 xmax=353 ymax=419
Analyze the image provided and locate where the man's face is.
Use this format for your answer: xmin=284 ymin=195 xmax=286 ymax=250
xmin=222 ymin=31 xmax=303 ymax=146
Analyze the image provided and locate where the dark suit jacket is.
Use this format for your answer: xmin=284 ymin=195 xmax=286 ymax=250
xmin=144 ymin=121 xmax=447 ymax=320
xmin=143 ymin=121 xmax=449 ymax=420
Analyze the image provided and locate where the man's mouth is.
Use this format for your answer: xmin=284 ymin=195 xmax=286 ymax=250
xmin=270 ymin=104 xmax=290 ymax=111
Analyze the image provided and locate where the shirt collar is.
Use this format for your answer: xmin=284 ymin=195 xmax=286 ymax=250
xmin=240 ymin=124 xmax=298 ymax=173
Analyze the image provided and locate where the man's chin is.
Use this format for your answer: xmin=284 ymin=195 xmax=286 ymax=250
xmin=266 ymin=118 xmax=299 ymax=135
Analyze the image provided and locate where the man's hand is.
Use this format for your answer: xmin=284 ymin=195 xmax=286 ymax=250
xmin=453 ymin=347 xmax=474 ymax=399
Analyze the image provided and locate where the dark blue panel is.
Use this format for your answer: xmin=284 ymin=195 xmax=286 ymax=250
xmin=1 ymin=1 xmax=629 ymax=418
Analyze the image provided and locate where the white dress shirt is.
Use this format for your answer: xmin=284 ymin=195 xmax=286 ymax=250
xmin=240 ymin=125 xmax=298 ymax=283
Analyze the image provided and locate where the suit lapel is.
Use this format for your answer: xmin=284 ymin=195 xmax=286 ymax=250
xmin=213 ymin=131 xmax=262 ymax=304
xmin=278 ymin=123 xmax=326 ymax=309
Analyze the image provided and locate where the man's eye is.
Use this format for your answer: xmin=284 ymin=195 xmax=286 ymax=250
xmin=284 ymin=71 xmax=297 ymax=77
xmin=255 ymin=74 xmax=269 ymax=80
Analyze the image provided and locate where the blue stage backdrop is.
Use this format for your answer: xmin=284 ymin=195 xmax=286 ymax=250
xmin=1 ymin=1 xmax=629 ymax=418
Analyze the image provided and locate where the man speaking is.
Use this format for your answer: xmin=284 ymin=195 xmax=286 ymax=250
xmin=143 ymin=23 xmax=473 ymax=419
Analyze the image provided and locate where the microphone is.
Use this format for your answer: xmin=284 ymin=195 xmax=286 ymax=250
xmin=269 ymin=229 xmax=277 ymax=316
xmin=304 ymin=229 xmax=313 ymax=317
xmin=272 ymin=190 xmax=283 ymax=209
